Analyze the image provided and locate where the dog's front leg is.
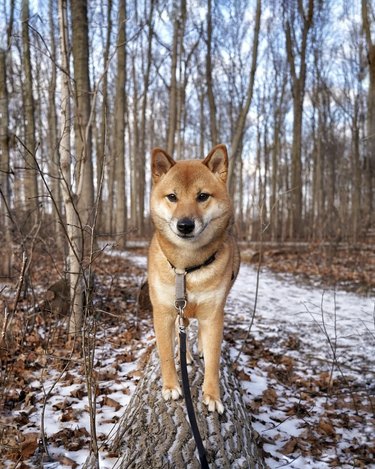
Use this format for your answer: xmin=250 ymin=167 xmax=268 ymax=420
xmin=199 ymin=312 xmax=224 ymax=414
xmin=154 ymin=311 xmax=182 ymax=401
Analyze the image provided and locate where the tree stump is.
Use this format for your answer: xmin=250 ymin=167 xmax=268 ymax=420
xmin=111 ymin=345 xmax=265 ymax=468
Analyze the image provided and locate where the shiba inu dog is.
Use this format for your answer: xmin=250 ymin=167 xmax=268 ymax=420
xmin=148 ymin=144 xmax=240 ymax=414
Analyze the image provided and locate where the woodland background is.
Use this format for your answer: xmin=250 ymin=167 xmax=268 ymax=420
xmin=0 ymin=1 xmax=374 ymax=466
xmin=1 ymin=0 xmax=375 ymax=250
xmin=0 ymin=0 xmax=374 ymax=359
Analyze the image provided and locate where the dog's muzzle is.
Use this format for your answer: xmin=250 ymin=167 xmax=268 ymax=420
xmin=177 ymin=217 xmax=195 ymax=236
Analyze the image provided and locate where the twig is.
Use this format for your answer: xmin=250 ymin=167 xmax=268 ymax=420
xmin=40 ymin=340 xmax=77 ymax=460
xmin=305 ymin=294 xmax=359 ymax=414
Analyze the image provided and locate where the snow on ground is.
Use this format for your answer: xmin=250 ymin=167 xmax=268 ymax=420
xmin=226 ymin=263 xmax=374 ymax=468
xmin=6 ymin=248 xmax=374 ymax=468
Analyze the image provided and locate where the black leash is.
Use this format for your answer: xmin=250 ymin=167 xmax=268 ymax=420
xmin=174 ymin=268 xmax=209 ymax=468
xmin=179 ymin=319 xmax=209 ymax=469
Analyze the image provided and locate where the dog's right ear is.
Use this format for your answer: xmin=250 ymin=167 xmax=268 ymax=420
xmin=151 ymin=148 xmax=175 ymax=183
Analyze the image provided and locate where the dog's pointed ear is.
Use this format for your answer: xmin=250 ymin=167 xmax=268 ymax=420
xmin=203 ymin=144 xmax=228 ymax=183
xmin=151 ymin=148 xmax=175 ymax=183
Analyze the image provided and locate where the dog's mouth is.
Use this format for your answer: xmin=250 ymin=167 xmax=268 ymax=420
xmin=171 ymin=221 xmax=208 ymax=240
xmin=176 ymin=233 xmax=195 ymax=239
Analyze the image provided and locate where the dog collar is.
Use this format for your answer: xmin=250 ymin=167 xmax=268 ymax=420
xmin=168 ymin=252 xmax=217 ymax=274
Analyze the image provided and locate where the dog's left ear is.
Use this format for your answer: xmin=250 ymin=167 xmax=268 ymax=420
xmin=203 ymin=144 xmax=228 ymax=183
xmin=151 ymin=148 xmax=175 ymax=183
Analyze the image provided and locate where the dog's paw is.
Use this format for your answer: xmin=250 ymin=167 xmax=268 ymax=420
xmin=203 ymin=394 xmax=224 ymax=414
xmin=162 ymin=385 xmax=182 ymax=401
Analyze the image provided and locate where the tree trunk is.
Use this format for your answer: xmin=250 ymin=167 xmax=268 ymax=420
xmin=352 ymin=109 xmax=361 ymax=242
xmin=111 ymin=347 xmax=265 ymax=469
xmin=284 ymin=0 xmax=314 ymax=239
xmin=166 ymin=0 xmax=186 ymax=156
xmin=97 ymin=0 xmax=112 ymax=233
xmin=138 ymin=2 xmax=154 ymax=235
xmin=361 ymin=0 xmax=375 ymax=229
xmin=71 ymin=0 xmax=94 ymax=226
xmin=206 ymin=0 xmax=218 ymax=146
xmin=21 ymin=0 xmax=39 ymax=227
xmin=228 ymin=0 xmax=261 ymax=196
xmin=114 ymin=0 xmax=127 ymax=248
xmin=0 ymin=49 xmax=12 ymax=277
xmin=130 ymin=55 xmax=139 ymax=228
xmin=58 ymin=0 xmax=83 ymax=338
xmin=289 ymin=80 xmax=303 ymax=239
xmin=48 ymin=0 xmax=64 ymax=250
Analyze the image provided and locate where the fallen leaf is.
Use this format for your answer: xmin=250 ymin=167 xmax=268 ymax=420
xmin=21 ymin=432 xmax=39 ymax=459
xmin=281 ymin=437 xmax=298 ymax=455
xmin=102 ymin=396 xmax=122 ymax=411
xmin=60 ymin=407 xmax=81 ymax=422
xmin=318 ymin=418 xmax=336 ymax=437
xmin=57 ymin=455 xmax=78 ymax=468
xmin=262 ymin=388 xmax=278 ymax=406
xmin=237 ymin=369 xmax=251 ymax=381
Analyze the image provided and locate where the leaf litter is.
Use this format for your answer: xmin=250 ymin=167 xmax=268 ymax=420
xmin=0 ymin=243 xmax=374 ymax=468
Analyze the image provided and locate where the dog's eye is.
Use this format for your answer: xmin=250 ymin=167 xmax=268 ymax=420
xmin=197 ymin=193 xmax=210 ymax=202
xmin=166 ymin=193 xmax=177 ymax=202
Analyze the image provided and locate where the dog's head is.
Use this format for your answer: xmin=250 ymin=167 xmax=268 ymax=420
xmin=150 ymin=144 xmax=232 ymax=246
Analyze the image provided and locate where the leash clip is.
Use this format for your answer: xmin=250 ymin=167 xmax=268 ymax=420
xmin=177 ymin=305 xmax=186 ymax=332
xmin=175 ymin=271 xmax=187 ymax=329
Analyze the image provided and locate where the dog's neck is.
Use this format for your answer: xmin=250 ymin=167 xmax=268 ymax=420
xmin=156 ymin=232 xmax=225 ymax=272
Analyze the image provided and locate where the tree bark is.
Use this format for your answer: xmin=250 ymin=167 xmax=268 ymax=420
xmin=166 ymin=0 xmax=186 ymax=157
xmin=361 ymin=0 xmax=375 ymax=228
xmin=228 ymin=0 xmax=261 ymax=196
xmin=48 ymin=0 xmax=63 ymax=250
xmin=21 ymin=0 xmax=39 ymax=227
xmin=351 ymin=104 xmax=361 ymax=242
xmin=58 ymin=0 xmax=83 ymax=337
xmin=138 ymin=1 xmax=154 ymax=235
xmin=71 ymin=0 xmax=95 ymax=226
xmin=284 ymin=0 xmax=314 ymax=239
xmin=111 ymin=347 xmax=265 ymax=468
xmin=97 ymin=0 xmax=112 ymax=232
xmin=0 ymin=49 xmax=12 ymax=277
xmin=206 ymin=0 xmax=218 ymax=146
xmin=130 ymin=54 xmax=139 ymax=228
xmin=114 ymin=0 xmax=127 ymax=248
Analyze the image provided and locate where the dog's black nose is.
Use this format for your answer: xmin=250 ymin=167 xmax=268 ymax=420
xmin=177 ymin=218 xmax=195 ymax=235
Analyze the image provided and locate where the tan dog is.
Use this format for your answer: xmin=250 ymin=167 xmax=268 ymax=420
xmin=148 ymin=144 xmax=240 ymax=414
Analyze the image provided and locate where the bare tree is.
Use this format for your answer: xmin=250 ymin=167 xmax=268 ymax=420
xmin=114 ymin=0 xmax=127 ymax=248
xmin=227 ymin=0 xmax=262 ymax=195
xmin=0 ymin=49 xmax=12 ymax=277
xmin=361 ymin=0 xmax=375 ymax=228
xmin=97 ymin=0 xmax=113 ymax=233
xmin=71 ymin=0 xmax=94 ymax=228
xmin=58 ymin=0 xmax=83 ymax=337
xmin=47 ymin=0 xmax=63 ymax=250
xmin=206 ymin=0 xmax=219 ymax=146
xmin=21 ymin=0 xmax=39 ymax=227
xmin=166 ymin=0 xmax=187 ymax=156
xmin=137 ymin=1 xmax=155 ymax=236
xmin=283 ymin=0 xmax=314 ymax=239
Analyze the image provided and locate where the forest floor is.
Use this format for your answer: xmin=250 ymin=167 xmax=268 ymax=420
xmin=0 ymin=241 xmax=374 ymax=468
